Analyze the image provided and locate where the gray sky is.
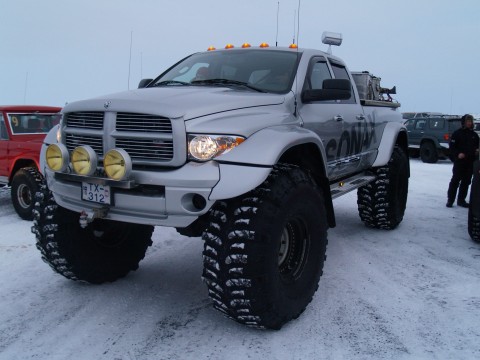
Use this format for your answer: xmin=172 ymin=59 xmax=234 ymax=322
xmin=1 ymin=0 xmax=479 ymax=115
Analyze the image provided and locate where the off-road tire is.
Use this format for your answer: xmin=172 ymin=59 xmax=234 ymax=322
xmin=357 ymin=146 xmax=409 ymax=229
xmin=11 ymin=167 xmax=43 ymax=220
xmin=468 ymin=208 xmax=480 ymax=242
xmin=202 ymin=164 xmax=328 ymax=329
xmin=420 ymin=141 xmax=438 ymax=163
xmin=32 ymin=182 xmax=154 ymax=284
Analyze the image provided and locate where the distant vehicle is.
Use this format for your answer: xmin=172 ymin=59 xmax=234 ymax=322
xmin=404 ymin=115 xmax=462 ymax=163
xmin=402 ymin=112 xmax=444 ymax=120
xmin=0 ymin=105 xmax=62 ymax=219
xmin=474 ymin=121 xmax=480 ymax=137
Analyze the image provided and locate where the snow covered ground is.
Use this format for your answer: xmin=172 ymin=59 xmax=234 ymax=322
xmin=1 ymin=159 xmax=479 ymax=360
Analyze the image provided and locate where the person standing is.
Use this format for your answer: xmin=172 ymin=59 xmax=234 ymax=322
xmin=447 ymin=114 xmax=479 ymax=207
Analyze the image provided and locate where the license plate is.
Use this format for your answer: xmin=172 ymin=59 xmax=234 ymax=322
xmin=81 ymin=182 xmax=111 ymax=205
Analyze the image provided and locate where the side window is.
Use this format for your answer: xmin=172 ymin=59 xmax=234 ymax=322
xmin=329 ymin=61 xmax=356 ymax=104
xmin=309 ymin=61 xmax=332 ymax=90
xmin=405 ymin=119 xmax=415 ymax=130
xmin=415 ymin=119 xmax=426 ymax=130
xmin=1 ymin=114 xmax=9 ymax=139
xmin=429 ymin=118 xmax=445 ymax=129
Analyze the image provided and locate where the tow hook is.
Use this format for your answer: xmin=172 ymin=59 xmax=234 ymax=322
xmin=79 ymin=207 xmax=109 ymax=228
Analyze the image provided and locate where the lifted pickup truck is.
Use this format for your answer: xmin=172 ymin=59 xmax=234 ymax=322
xmin=0 ymin=105 xmax=61 ymax=219
xmin=33 ymin=34 xmax=409 ymax=329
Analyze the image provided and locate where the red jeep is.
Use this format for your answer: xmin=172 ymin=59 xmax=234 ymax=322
xmin=0 ymin=105 xmax=61 ymax=219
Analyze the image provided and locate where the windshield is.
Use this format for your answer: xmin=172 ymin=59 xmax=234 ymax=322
xmin=8 ymin=113 xmax=61 ymax=135
xmin=150 ymin=49 xmax=301 ymax=94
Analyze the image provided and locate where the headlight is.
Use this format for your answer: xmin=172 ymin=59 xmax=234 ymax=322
xmin=71 ymin=146 xmax=97 ymax=176
xmin=45 ymin=143 xmax=69 ymax=172
xmin=104 ymin=148 xmax=132 ymax=180
xmin=188 ymin=135 xmax=245 ymax=161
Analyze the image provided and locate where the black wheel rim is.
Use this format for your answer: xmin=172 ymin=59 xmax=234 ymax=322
xmin=278 ymin=217 xmax=309 ymax=280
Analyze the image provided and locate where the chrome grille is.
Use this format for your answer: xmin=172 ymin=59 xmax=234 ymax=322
xmin=115 ymin=139 xmax=174 ymax=161
xmin=63 ymin=111 xmax=179 ymax=167
xmin=65 ymin=134 xmax=104 ymax=156
xmin=65 ymin=112 xmax=104 ymax=129
xmin=116 ymin=112 xmax=172 ymax=133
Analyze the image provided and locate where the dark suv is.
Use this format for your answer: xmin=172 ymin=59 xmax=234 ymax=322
xmin=405 ymin=115 xmax=462 ymax=163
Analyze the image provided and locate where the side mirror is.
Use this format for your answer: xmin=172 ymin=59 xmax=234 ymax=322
xmin=138 ymin=78 xmax=153 ymax=89
xmin=302 ymin=79 xmax=351 ymax=102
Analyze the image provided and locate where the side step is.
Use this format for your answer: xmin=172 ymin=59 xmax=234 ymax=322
xmin=330 ymin=173 xmax=376 ymax=199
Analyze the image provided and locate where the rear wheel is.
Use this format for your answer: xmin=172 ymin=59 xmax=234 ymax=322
xmin=11 ymin=167 xmax=43 ymax=220
xmin=32 ymin=182 xmax=154 ymax=283
xmin=202 ymin=164 xmax=328 ymax=329
xmin=358 ymin=146 xmax=409 ymax=229
xmin=420 ymin=142 xmax=438 ymax=163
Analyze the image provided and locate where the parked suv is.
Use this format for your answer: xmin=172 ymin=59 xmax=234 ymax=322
xmin=405 ymin=115 xmax=461 ymax=163
xmin=0 ymin=105 xmax=62 ymax=219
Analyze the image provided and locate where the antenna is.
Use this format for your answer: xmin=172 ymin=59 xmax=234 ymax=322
xmin=293 ymin=10 xmax=296 ymax=44
xmin=23 ymin=71 xmax=28 ymax=104
xmin=128 ymin=31 xmax=133 ymax=90
xmin=275 ymin=2 xmax=279 ymax=47
xmin=296 ymin=0 xmax=301 ymax=46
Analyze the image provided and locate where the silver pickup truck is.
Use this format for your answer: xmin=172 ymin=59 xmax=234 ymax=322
xmin=33 ymin=34 xmax=409 ymax=329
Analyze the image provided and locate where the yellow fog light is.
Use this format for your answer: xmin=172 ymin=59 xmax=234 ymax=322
xmin=46 ymin=143 xmax=69 ymax=172
xmin=104 ymin=149 xmax=132 ymax=180
xmin=72 ymin=146 xmax=97 ymax=176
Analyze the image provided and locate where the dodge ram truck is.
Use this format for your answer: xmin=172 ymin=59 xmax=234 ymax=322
xmin=33 ymin=33 xmax=409 ymax=329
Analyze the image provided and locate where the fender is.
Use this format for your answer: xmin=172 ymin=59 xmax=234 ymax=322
xmin=372 ymin=122 xmax=407 ymax=167
xmin=210 ymin=125 xmax=328 ymax=200
xmin=217 ymin=125 xmax=328 ymax=171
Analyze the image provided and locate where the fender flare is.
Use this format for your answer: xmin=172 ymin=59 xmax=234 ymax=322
xmin=372 ymin=122 xmax=408 ymax=167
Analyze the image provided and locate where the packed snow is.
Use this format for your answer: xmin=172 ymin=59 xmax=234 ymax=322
xmin=0 ymin=159 xmax=479 ymax=360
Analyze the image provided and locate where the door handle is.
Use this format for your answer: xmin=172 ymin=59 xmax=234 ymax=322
xmin=334 ymin=115 xmax=344 ymax=122
xmin=356 ymin=115 xmax=366 ymax=120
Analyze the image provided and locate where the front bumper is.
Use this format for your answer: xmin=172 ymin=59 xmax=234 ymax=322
xmin=45 ymin=162 xmax=220 ymax=227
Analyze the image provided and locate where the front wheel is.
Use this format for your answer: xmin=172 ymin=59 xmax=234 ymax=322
xmin=202 ymin=164 xmax=328 ymax=329
xmin=32 ymin=182 xmax=154 ymax=283
xmin=357 ymin=146 xmax=409 ymax=229
xmin=11 ymin=167 xmax=43 ymax=220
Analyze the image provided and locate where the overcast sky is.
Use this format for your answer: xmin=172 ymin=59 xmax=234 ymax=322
xmin=1 ymin=0 xmax=479 ymax=115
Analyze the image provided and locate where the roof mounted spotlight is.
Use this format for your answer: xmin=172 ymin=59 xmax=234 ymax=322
xmin=321 ymin=31 xmax=342 ymax=54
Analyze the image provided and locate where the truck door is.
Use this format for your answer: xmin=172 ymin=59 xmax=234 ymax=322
xmin=0 ymin=113 xmax=9 ymax=181
xmin=300 ymin=56 xmax=366 ymax=179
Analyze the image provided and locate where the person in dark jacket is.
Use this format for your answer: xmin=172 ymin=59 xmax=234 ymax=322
xmin=446 ymin=114 xmax=479 ymax=207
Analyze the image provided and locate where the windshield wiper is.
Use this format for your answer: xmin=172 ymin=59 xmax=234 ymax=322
xmin=153 ymin=80 xmax=190 ymax=86
xmin=191 ymin=79 xmax=266 ymax=93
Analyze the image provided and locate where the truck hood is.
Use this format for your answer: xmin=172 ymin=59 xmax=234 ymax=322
xmin=64 ymin=87 xmax=286 ymax=120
